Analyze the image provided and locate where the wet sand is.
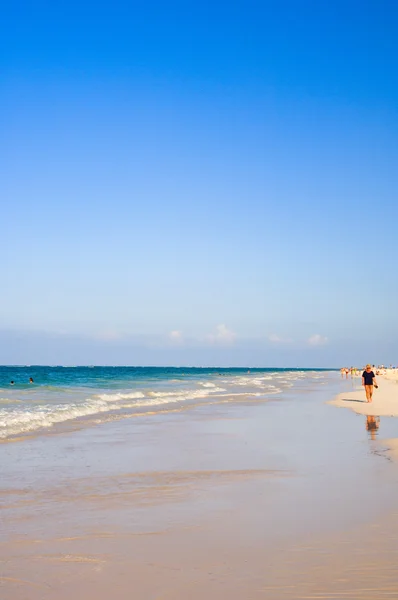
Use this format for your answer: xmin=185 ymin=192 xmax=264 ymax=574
xmin=2 ymin=373 xmax=398 ymax=599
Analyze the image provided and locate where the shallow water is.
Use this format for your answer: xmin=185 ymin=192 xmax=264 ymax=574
xmin=0 ymin=366 xmax=332 ymax=439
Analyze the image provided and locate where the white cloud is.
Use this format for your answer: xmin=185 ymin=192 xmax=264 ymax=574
xmin=169 ymin=330 xmax=184 ymax=345
xmin=206 ymin=324 xmax=236 ymax=345
xmin=307 ymin=334 xmax=328 ymax=346
xmin=268 ymin=334 xmax=293 ymax=344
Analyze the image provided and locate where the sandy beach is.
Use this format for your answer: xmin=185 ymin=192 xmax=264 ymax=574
xmin=3 ymin=372 xmax=398 ymax=599
xmin=331 ymin=372 xmax=398 ymax=417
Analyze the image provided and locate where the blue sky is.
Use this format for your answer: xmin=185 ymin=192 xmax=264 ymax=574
xmin=1 ymin=1 xmax=398 ymax=366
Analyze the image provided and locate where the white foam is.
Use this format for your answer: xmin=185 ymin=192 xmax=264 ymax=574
xmin=0 ymin=370 xmax=303 ymax=439
xmin=148 ymin=387 xmax=226 ymax=399
xmin=0 ymin=400 xmax=116 ymax=439
xmin=229 ymin=376 xmax=278 ymax=389
xmin=0 ymin=386 xmax=228 ymax=439
xmin=97 ymin=391 xmax=145 ymax=401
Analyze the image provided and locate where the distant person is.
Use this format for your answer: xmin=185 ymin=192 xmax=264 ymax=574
xmin=362 ymin=364 xmax=378 ymax=403
xmin=29 ymin=377 xmax=34 ymax=384
xmin=10 ymin=381 xmax=15 ymax=385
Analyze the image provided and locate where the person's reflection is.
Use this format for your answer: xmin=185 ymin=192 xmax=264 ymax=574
xmin=366 ymin=415 xmax=380 ymax=440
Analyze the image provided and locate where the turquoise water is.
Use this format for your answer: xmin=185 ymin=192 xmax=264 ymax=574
xmin=0 ymin=366 xmax=334 ymax=440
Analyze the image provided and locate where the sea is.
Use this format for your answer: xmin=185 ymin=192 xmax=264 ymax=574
xmin=0 ymin=366 xmax=335 ymax=441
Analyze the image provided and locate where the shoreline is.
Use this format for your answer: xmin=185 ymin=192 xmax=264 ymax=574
xmin=0 ymin=368 xmax=330 ymax=443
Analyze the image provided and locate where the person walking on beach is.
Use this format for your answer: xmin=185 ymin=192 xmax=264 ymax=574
xmin=362 ymin=364 xmax=378 ymax=403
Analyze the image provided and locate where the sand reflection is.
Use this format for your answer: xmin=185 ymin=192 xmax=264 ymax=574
xmin=366 ymin=415 xmax=380 ymax=440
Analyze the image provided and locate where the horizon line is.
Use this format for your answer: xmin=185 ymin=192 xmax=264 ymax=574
xmin=0 ymin=364 xmax=340 ymax=369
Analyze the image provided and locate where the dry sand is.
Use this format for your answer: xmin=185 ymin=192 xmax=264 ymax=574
xmin=330 ymin=376 xmax=398 ymax=417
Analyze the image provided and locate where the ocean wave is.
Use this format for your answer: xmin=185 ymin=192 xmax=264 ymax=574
xmin=230 ymin=376 xmax=277 ymax=388
xmin=97 ymin=391 xmax=146 ymax=401
xmin=148 ymin=387 xmax=226 ymax=398
xmin=0 ymin=370 xmax=301 ymax=439
xmin=198 ymin=382 xmax=217 ymax=388
xmin=0 ymin=400 xmax=117 ymax=439
xmin=0 ymin=386 xmax=227 ymax=439
xmin=0 ymin=394 xmax=179 ymax=439
xmin=217 ymin=388 xmax=282 ymax=398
